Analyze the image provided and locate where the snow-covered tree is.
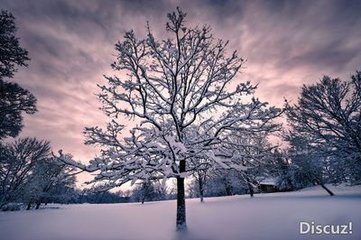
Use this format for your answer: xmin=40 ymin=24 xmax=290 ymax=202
xmin=58 ymin=8 xmax=281 ymax=230
xmin=189 ymin=132 xmax=278 ymax=199
xmin=191 ymin=164 xmax=210 ymax=202
xmin=23 ymin=155 xmax=77 ymax=210
xmin=286 ymin=71 xmax=361 ymax=185
xmin=189 ymin=167 xmax=250 ymax=198
xmin=273 ymin=150 xmax=294 ymax=190
xmin=131 ymin=180 xmax=154 ymax=204
xmin=282 ymin=134 xmax=335 ymax=195
xmin=0 ymin=138 xmax=50 ymax=207
xmin=222 ymin=132 xmax=277 ymax=197
xmin=130 ymin=180 xmax=168 ymax=203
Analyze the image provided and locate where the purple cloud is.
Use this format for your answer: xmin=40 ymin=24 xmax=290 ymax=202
xmin=1 ymin=0 xmax=360 ymax=184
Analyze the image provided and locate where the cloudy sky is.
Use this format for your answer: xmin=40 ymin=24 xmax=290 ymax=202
xmin=2 ymin=0 xmax=361 ymax=183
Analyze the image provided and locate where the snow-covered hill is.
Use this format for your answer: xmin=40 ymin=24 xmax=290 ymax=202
xmin=1 ymin=184 xmax=360 ymax=240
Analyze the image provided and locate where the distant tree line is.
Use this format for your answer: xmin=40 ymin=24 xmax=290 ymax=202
xmin=77 ymin=180 xmax=177 ymax=205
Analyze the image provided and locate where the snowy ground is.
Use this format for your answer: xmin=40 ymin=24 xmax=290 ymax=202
xmin=0 ymin=185 xmax=360 ymax=240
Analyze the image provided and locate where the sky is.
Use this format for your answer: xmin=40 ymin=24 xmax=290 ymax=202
xmin=1 ymin=0 xmax=361 ymax=184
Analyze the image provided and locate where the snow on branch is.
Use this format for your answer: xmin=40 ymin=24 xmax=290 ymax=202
xmin=59 ymin=8 xmax=282 ymax=190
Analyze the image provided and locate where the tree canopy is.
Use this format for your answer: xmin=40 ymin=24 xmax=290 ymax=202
xmin=59 ymin=8 xmax=282 ymax=230
xmin=286 ymin=71 xmax=361 ymax=184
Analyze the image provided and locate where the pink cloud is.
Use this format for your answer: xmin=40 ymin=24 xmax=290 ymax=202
xmin=2 ymin=0 xmax=360 ymax=184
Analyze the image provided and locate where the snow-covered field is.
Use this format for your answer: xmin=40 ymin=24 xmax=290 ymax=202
xmin=0 ymin=185 xmax=360 ymax=240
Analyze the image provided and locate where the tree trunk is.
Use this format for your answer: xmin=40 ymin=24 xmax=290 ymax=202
xmin=35 ymin=201 xmax=41 ymax=209
xmin=247 ymin=182 xmax=254 ymax=197
xmin=314 ymin=179 xmax=334 ymax=196
xmin=141 ymin=196 xmax=145 ymax=204
xmin=225 ymin=181 xmax=233 ymax=196
xmin=320 ymin=183 xmax=334 ymax=196
xmin=198 ymin=177 xmax=204 ymax=203
xmin=26 ymin=201 xmax=32 ymax=210
xmin=176 ymin=160 xmax=186 ymax=231
xmin=245 ymin=174 xmax=254 ymax=197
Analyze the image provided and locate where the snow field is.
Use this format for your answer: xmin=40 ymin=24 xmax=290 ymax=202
xmin=0 ymin=185 xmax=360 ymax=240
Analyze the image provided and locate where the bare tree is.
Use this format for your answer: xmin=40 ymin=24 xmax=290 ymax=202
xmin=24 ymin=155 xmax=77 ymax=210
xmin=286 ymin=71 xmax=361 ymax=185
xmin=58 ymin=8 xmax=281 ymax=230
xmin=130 ymin=179 xmax=168 ymax=203
xmin=284 ymin=135 xmax=335 ymax=196
xmin=132 ymin=180 xmax=153 ymax=204
xmin=191 ymin=165 xmax=210 ymax=202
xmin=0 ymin=138 xmax=50 ymax=208
xmin=223 ymin=132 xmax=277 ymax=197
